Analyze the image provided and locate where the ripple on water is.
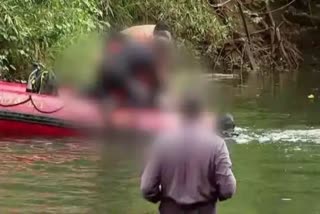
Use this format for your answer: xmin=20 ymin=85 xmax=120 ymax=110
xmin=233 ymin=127 xmax=320 ymax=144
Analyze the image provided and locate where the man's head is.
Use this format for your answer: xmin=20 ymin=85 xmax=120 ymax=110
xmin=153 ymin=22 xmax=172 ymax=41
xmin=179 ymin=93 xmax=204 ymax=120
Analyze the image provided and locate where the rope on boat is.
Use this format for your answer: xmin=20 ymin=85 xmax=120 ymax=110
xmin=30 ymin=96 xmax=64 ymax=114
xmin=0 ymin=96 xmax=31 ymax=107
xmin=0 ymin=95 xmax=64 ymax=114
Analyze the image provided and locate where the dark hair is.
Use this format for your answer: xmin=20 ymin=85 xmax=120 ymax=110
xmin=180 ymin=93 xmax=203 ymax=119
xmin=154 ymin=22 xmax=170 ymax=33
xmin=154 ymin=31 xmax=170 ymax=39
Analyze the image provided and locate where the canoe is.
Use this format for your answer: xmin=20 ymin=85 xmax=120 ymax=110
xmin=0 ymin=81 xmax=214 ymax=138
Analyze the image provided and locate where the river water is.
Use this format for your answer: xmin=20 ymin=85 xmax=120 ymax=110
xmin=1 ymin=71 xmax=320 ymax=213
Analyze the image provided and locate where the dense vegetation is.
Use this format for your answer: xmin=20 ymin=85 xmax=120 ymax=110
xmin=1 ymin=0 xmax=319 ymax=80
xmin=0 ymin=0 xmax=108 ymax=80
xmin=0 ymin=0 xmax=228 ymax=81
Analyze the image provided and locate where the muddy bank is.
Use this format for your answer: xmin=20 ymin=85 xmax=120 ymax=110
xmin=211 ymin=0 xmax=320 ymax=74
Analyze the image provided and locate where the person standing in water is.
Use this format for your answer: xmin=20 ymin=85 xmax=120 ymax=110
xmin=140 ymin=94 xmax=236 ymax=214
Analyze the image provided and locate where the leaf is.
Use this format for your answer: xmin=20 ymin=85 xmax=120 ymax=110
xmin=9 ymin=64 xmax=16 ymax=70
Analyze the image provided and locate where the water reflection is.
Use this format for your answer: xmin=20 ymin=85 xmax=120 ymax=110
xmin=211 ymin=70 xmax=320 ymax=129
xmin=0 ymin=139 xmax=98 ymax=213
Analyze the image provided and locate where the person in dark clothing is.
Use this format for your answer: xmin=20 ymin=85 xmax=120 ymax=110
xmin=93 ymin=31 xmax=168 ymax=108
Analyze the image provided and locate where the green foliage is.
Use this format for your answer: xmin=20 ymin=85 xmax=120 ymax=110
xmin=54 ymin=33 xmax=103 ymax=90
xmin=0 ymin=0 xmax=108 ymax=80
xmin=0 ymin=0 xmax=228 ymax=80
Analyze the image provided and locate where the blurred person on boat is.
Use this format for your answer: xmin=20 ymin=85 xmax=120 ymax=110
xmin=140 ymin=93 xmax=236 ymax=214
xmin=121 ymin=22 xmax=173 ymax=93
xmin=92 ymin=23 xmax=236 ymax=137
xmin=92 ymin=22 xmax=174 ymax=109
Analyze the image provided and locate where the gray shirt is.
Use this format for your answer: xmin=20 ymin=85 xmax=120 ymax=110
xmin=141 ymin=121 xmax=236 ymax=206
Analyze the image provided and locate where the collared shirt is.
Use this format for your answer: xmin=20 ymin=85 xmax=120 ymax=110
xmin=141 ymin=121 xmax=236 ymax=206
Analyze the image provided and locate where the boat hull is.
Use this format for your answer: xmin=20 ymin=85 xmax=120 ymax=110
xmin=0 ymin=81 xmax=214 ymax=138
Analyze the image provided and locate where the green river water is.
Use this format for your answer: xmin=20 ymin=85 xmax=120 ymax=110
xmin=1 ymin=71 xmax=320 ymax=214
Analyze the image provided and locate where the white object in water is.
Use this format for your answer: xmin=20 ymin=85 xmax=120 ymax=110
xmin=281 ymin=198 xmax=292 ymax=201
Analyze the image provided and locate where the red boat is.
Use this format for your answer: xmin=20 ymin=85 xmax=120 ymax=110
xmin=0 ymin=81 xmax=214 ymax=138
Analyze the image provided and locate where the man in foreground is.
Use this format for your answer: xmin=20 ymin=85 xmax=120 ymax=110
xmin=140 ymin=94 xmax=236 ymax=214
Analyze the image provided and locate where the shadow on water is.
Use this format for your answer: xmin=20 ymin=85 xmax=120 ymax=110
xmin=1 ymin=69 xmax=320 ymax=213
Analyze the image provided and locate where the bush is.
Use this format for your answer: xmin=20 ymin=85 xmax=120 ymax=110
xmin=0 ymin=0 xmax=108 ymax=80
xmin=0 ymin=0 xmax=228 ymax=80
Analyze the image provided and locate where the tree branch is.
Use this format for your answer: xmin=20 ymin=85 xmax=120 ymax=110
xmin=237 ymin=0 xmax=251 ymax=44
xmin=258 ymin=0 xmax=296 ymax=15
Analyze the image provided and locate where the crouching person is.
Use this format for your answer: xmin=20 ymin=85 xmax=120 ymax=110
xmin=140 ymin=93 xmax=236 ymax=214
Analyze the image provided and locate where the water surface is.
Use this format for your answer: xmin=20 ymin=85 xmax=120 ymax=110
xmin=1 ymin=71 xmax=320 ymax=213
